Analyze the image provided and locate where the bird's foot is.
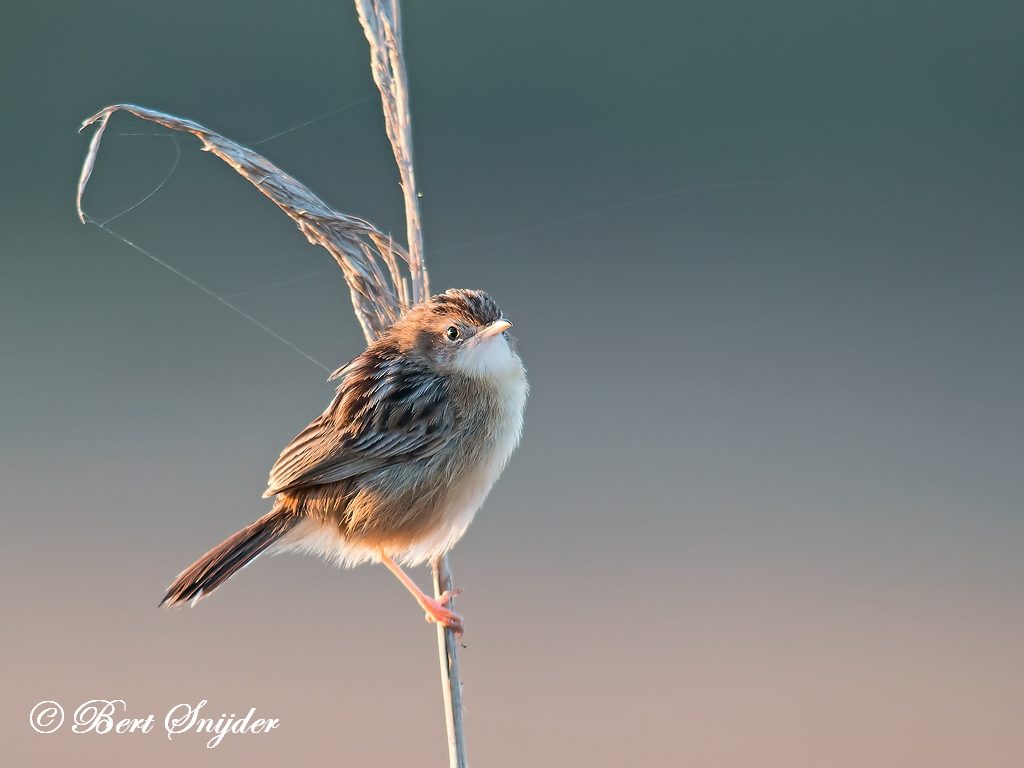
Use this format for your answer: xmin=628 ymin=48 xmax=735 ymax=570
xmin=420 ymin=588 xmax=463 ymax=634
xmin=379 ymin=553 xmax=464 ymax=634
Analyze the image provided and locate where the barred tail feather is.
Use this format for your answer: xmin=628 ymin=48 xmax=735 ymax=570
xmin=160 ymin=505 xmax=299 ymax=607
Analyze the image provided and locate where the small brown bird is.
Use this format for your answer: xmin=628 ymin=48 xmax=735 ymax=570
xmin=161 ymin=289 xmax=527 ymax=633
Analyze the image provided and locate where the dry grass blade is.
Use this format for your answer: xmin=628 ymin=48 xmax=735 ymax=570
xmin=79 ymin=2 xmax=465 ymax=763
xmin=354 ymin=0 xmax=428 ymax=305
xmin=353 ymin=5 xmax=465 ymax=767
xmin=76 ymin=103 xmax=408 ymax=344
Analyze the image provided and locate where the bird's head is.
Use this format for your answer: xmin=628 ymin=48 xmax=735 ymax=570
xmin=391 ymin=289 xmax=519 ymax=378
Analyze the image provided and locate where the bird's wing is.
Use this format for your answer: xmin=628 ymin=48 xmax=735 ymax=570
xmin=263 ymin=358 xmax=456 ymax=497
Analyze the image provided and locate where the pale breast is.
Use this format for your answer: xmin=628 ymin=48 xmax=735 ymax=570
xmin=400 ymin=353 xmax=528 ymax=565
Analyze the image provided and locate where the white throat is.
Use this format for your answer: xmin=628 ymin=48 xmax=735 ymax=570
xmin=452 ymin=333 xmax=522 ymax=379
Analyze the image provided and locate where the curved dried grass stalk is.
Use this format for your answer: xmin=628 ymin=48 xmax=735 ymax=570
xmin=78 ymin=3 xmax=465 ymax=764
xmin=76 ymin=103 xmax=408 ymax=344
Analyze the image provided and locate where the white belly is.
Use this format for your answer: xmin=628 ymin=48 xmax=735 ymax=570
xmin=400 ymin=359 xmax=528 ymax=565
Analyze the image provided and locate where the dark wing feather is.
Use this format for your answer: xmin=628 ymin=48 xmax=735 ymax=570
xmin=264 ymin=354 xmax=455 ymax=497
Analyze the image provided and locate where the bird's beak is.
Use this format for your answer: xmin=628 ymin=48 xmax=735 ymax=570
xmin=477 ymin=319 xmax=512 ymax=339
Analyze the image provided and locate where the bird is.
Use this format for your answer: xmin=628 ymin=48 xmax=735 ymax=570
xmin=160 ymin=289 xmax=528 ymax=633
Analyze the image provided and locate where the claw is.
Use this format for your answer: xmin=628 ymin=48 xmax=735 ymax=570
xmin=379 ymin=554 xmax=465 ymax=635
xmin=421 ymin=591 xmax=464 ymax=634
xmin=438 ymin=588 xmax=463 ymax=605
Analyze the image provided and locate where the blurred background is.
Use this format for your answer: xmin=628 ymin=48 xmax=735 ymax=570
xmin=2 ymin=1 xmax=1022 ymax=765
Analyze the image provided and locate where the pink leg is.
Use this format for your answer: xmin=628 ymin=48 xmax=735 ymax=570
xmin=381 ymin=554 xmax=463 ymax=634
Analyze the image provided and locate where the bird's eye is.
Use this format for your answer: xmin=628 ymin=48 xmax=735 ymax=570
xmin=445 ymin=326 xmax=460 ymax=341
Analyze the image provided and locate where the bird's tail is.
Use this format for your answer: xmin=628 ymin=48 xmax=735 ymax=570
xmin=160 ymin=504 xmax=300 ymax=607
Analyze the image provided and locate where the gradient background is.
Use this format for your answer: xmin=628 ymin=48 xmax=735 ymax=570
xmin=2 ymin=1 xmax=1022 ymax=765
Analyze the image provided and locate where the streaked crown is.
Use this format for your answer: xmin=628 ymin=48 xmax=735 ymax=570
xmin=426 ymin=289 xmax=503 ymax=326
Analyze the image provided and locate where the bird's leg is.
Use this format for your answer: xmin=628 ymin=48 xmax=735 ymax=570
xmin=380 ymin=553 xmax=463 ymax=634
